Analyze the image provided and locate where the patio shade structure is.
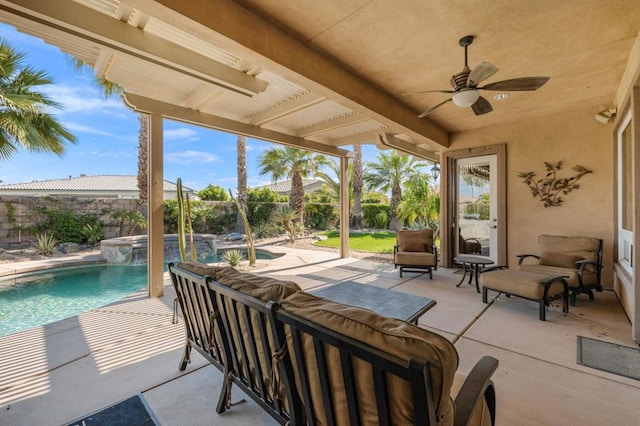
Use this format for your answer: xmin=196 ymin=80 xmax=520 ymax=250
xmin=1 ymin=0 xmax=640 ymax=345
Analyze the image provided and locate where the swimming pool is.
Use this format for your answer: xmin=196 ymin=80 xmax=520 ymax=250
xmin=0 ymin=249 xmax=281 ymax=337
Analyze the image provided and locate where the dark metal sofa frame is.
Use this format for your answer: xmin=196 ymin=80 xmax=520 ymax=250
xmin=270 ymin=303 xmax=498 ymax=426
xmin=169 ymin=263 xmax=294 ymax=424
xmin=169 ymin=263 xmax=499 ymax=425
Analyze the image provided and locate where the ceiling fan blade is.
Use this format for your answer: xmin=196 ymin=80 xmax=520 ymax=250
xmin=412 ymin=89 xmax=456 ymax=94
xmin=471 ymin=96 xmax=493 ymax=115
xmin=418 ymin=98 xmax=453 ymax=118
xmin=479 ymin=76 xmax=550 ymax=91
xmin=467 ymin=61 xmax=499 ymax=87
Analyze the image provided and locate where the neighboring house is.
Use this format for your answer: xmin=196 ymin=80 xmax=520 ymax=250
xmin=253 ymin=179 xmax=325 ymax=196
xmin=0 ymin=175 xmax=194 ymax=199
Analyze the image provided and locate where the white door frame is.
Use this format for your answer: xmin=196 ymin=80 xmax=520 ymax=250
xmin=441 ymin=144 xmax=507 ymax=268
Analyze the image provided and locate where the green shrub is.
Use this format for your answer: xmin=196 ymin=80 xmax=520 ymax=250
xmin=82 ymin=223 xmax=104 ymax=246
xmin=373 ymin=211 xmax=389 ymax=229
xmin=163 ymin=200 xmax=236 ymax=235
xmin=362 ymin=204 xmax=390 ymax=229
xmin=198 ymin=184 xmax=230 ymax=201
xmin=304 ymin=203 xmax=337 ymax=230
xmin=30 ymin=205 xmax=100 ymax=243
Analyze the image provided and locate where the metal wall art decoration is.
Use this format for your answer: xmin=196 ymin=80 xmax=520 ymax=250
xmin=518 ymin=161 xmax=592 ymax=207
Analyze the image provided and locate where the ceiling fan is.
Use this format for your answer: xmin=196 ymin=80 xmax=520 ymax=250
xmin=416 ymin=35 xmax=550 ymax=118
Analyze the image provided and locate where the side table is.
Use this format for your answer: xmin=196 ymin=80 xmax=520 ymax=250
xmin=454 ymin=255 xmax=494 ymax=293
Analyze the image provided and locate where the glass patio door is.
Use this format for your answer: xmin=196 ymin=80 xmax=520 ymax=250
xmin=618 ymin=111 xmax=633 ymax=274
xmin=456 ymin=155 xmax=499 ymax=263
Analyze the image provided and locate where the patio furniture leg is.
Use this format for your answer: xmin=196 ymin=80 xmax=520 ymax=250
xmin=179 ymin=344 xmax=191 ymax=371
xmin=482 ymin=286 xmax=488 ymax=303
xmin=456 ymin=262 xmax=468 ymax=287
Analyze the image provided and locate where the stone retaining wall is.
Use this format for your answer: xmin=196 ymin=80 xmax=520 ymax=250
xmin=0 ymin=196 xmax=144 ymax=249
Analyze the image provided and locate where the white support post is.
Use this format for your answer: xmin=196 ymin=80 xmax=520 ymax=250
xmin=340 ymin=156 xmax=350 ymax=258
xmin=148 ymin=113 xmax=164 ymax=297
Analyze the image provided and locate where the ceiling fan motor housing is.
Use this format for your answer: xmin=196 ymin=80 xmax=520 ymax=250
xmin=450 ymin=70 xmax=470 ymax=91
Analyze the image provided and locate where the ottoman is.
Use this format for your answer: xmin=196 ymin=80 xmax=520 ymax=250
xmin=480 ymin=268 xmax=570 ymax=321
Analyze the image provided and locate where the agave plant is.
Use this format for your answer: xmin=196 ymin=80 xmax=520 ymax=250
xmin=32 ymin=232 xmax=57 ymax=256
xmin=221 ymin=249 xmax=245 ymax=267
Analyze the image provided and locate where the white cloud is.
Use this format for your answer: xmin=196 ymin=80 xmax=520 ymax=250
xmin=64 ymin=121 xmax=115 ymax=136
xmin=42 ymin=84 xmax=124 ymax=114
xmin=165 ymin=150 xmax=220 ymax=163
xmin=164 ymin=128 xmax=200 ymax=142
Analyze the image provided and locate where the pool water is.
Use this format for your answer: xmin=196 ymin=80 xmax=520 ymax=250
xmin=0 ymin=264 xmax=148 ymax=337
xmin=0 ymin=250 xmax=279 ymax=337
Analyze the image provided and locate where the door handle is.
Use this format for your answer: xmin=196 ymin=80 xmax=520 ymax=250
xmin=489 ymin=225 xmax=497 ymax=229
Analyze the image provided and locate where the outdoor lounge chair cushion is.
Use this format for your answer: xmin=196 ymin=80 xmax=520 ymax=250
xmin=539 ymin=252 xmax=583 ymax=269
xmin=519 ymin=235 xmax=601 ymax=288
xmin=397 ymin=229 xmax=434 ymax=253
xmin=280 ymin=290 xmax=458 ymax=425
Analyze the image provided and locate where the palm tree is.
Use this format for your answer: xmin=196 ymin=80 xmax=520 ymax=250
xmin=0 ymin=39 xmax=76 ymax=159
xmin=234 ymin=135 xmax=247 ymax=233
xmin=363 ymin=150 xmax=427 ymax=230
xmin=397 ymin=173 xmax=440 ymax=235
xmin=258 ymin=146 xmax=330 ymax=225
xmin=351 ymin=144 xmax=363 ymax=229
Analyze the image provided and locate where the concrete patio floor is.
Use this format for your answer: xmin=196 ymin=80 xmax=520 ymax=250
xmin=1 ymin=245 xmax=639 ymax=425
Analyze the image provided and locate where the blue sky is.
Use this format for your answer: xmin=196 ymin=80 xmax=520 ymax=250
xmin=0 ymin=23 xmax=382 ymax=191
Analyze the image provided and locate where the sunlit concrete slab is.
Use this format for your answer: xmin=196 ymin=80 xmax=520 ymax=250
xmin=0 ymin=246 xmax=637 ymax=426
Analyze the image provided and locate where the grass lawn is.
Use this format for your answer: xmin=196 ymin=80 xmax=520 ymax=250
xmin=313 ymin=231 xmax=396 ymax=253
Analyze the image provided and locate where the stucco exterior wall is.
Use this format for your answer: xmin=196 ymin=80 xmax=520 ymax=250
xmin=449 ymin=106 xmax=614 ymax=286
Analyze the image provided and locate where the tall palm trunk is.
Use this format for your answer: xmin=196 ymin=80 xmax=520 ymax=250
xmin=290 ymin=171 xmax=305 ymax=227
xmin=234 ymin=135 xmax=247 ymax=233
xmin=390 ymin=183 xmax=402 ymax=230
xmin=137 ymin=114 xmax=149 ymax=203
xmin=351 ymin=144 xmax=363 ymax=229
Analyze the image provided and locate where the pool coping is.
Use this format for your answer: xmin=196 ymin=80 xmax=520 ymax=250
xmin=0 ymin=251 xmax=106 ymax=278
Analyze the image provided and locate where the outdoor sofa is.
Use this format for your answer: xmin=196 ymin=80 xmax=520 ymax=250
xmin=169 ymin=261 xmax=498 ymax=425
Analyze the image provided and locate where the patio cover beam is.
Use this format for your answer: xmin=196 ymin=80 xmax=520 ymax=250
xmin=123 ymin=93 xmax=350 ymax=158
xmin=128 ymin=0 xmax=449 ymax=149
xmin=378 ymin=133 xmax=438 ymax=162
xmin=0 ymin=0 xmax=267 ymax=97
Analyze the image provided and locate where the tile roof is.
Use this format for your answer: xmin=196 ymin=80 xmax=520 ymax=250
xmin=254 ymin=179 xmax=324 ymax=194
xmin=0 ymin=175 xmax=193 ymax=193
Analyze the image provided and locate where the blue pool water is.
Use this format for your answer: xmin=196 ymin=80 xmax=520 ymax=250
xmin=0 ymin=264 xmax=148 ymax=337
xmin=0 ymin=250 xmax=279 ymax=337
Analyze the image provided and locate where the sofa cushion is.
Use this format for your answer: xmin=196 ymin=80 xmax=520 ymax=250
xmin=395 ymin=251 xmax=437 ymax=266
xmin=216 ymin=269 xmax=300 ymax=302
xmin=537 ymin=234 xmax=599 ymax=268
xmin=539 ymin=252 xmax=582 ymax=269
xmin=177 ymin=261 xmax=236 ymax=281
xmin=280 ymin=290 xmax=457 ymax=425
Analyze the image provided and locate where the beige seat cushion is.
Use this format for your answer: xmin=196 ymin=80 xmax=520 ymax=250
xmin=481 ymin=269 xmax=566 ymax=299
xmin=280 ymin=290 xmax=457 ymax=425
xmin=518 ymin=264 xmax=598 ymax=288
xmin=395 ymin=251 xmax=437 ymax=266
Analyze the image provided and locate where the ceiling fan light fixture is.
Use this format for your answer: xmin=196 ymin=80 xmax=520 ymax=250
xmin=452 ymin=90 xmax=480 ymax=107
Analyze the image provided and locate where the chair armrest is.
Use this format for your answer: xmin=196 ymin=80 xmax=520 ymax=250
xmin=576 ymin=259 xmax=602 ymax=273
xmin=516 ymin=254 xmax=539 ymax=266
xmin=454 ymin=356 xmax=499 ymax=426
xmin=394 ymin=244 xmax=398 ymax=255
xmin=480 ymin=265 xmax=509 ymax=273
xmin=465 ymin=237 xmax=481 ymax=244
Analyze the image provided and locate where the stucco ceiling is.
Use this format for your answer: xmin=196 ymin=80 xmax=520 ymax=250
xmin=1 ymin=0 xmax=639 ymax=159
